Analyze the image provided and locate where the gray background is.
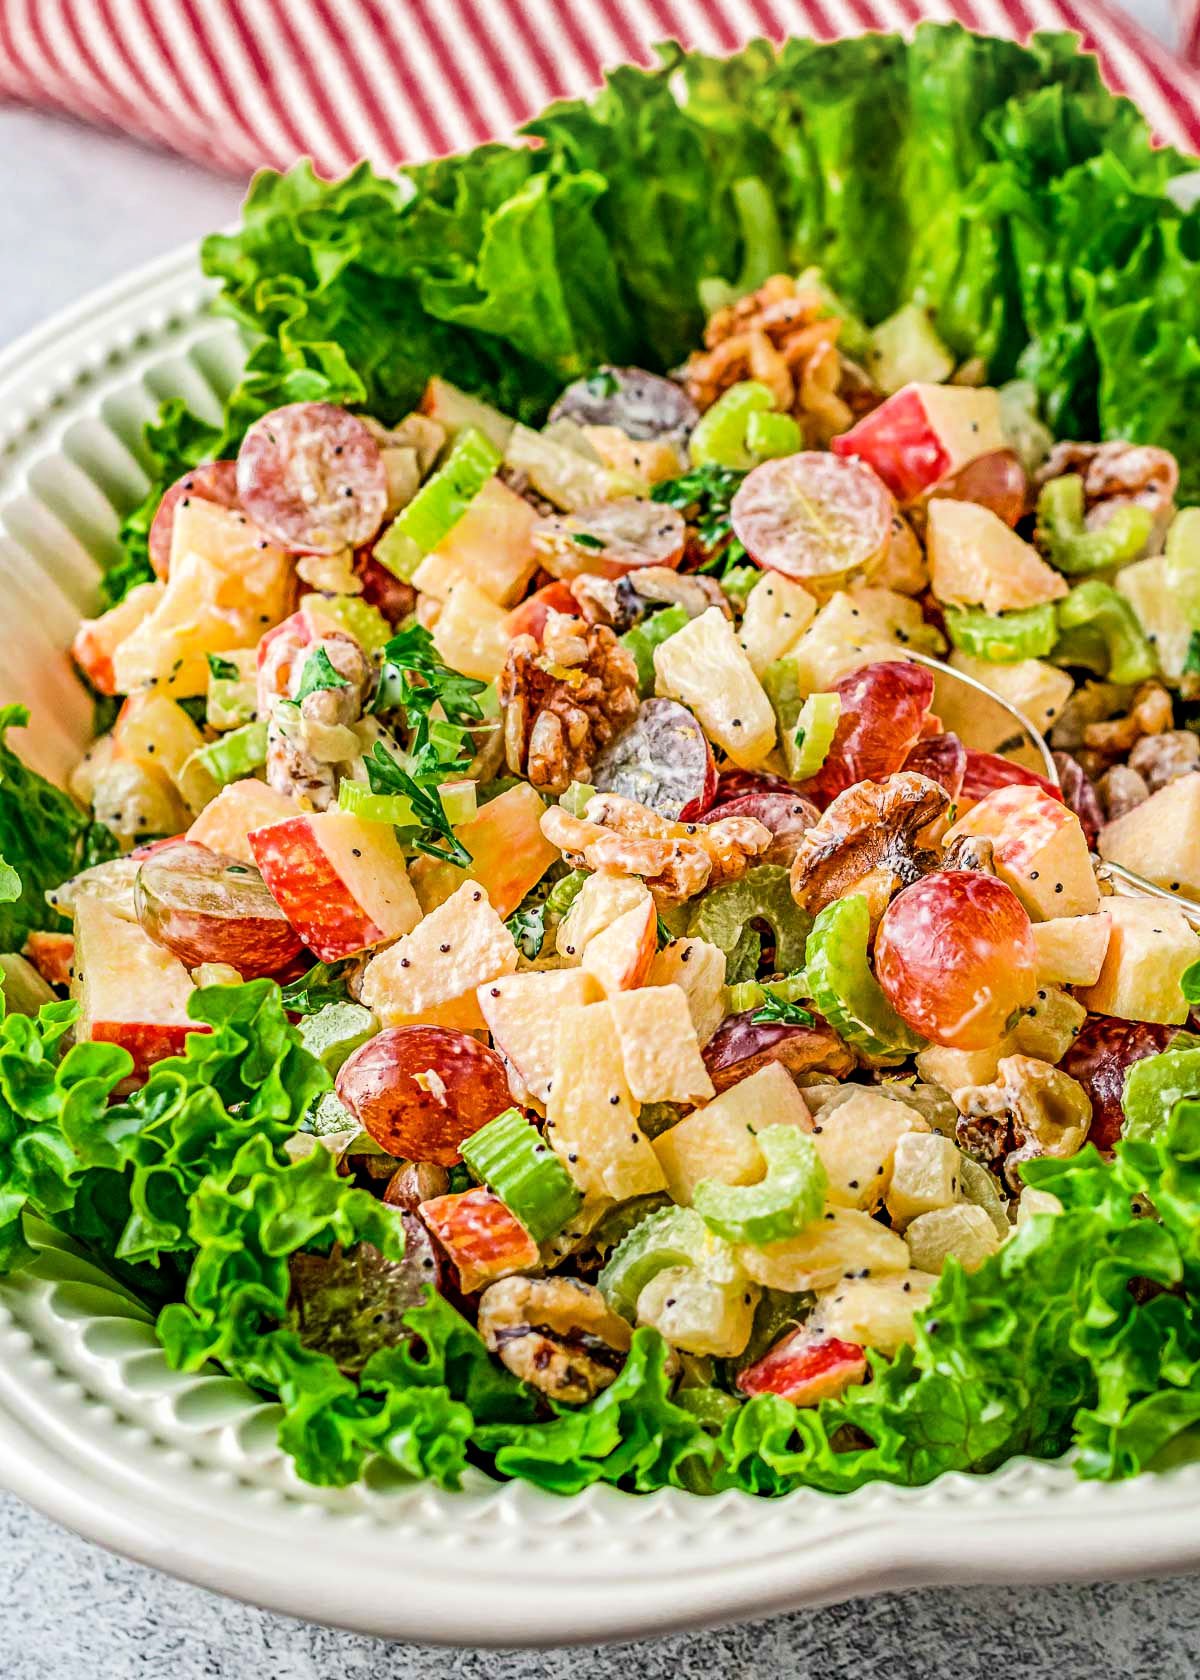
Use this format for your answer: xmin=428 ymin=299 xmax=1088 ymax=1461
xmin=2 ymin=72 xmax=1200 ymax=1676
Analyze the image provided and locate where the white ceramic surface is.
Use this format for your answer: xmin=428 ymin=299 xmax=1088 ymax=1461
xmin=2 ymin=246 xmax=1200 ymax=1649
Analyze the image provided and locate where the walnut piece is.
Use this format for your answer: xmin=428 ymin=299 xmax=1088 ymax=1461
xmin=789 ymin=772 xmax=952 ymax=915
xmin=541 ymin=792 xmax=772 ymax=902
xmin=1081 ymin=680 xmax=1173 ymax=761
xmin=681 ymin=274 xmax=878 ymax=445
xmin=264 ymin=629 xmax=373 ymax=810
xmin=953 ymin=1054 xmax=1090 ymax=1192
xmin=1128 ymin=729 xmax=1200 ymax=792
xmin=478 ymin=1275 xmax=632 ymax=1404
xmin=500 ymin=616 xmax=639 ymax=795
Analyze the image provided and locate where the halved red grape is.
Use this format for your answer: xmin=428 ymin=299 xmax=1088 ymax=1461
xmin=716 ymin=768 xmax=796 ymax=802
xmin=1052 ymin=751 xmax=1103 ymax=848
xmin=875 ymin=871 xmax=1037 ymax=1050
xmin=923 ymin=448 xmax=1028 ymax=528
xmin=902 ymin=732 xmax=967 ymax=800
xmin=354 ymin=547 xmax=416 ymax=624
xmin=702 ymin=791 xmax=818 ymax=866
xmin=1061 ymin=1016 xmax=1176 ymax=1153
xmin=731 ymin=453 xmax=893 ymax=586
xmin=802 ymin=662 xmax=935 ymax=804
xmin=508 ymin=580 xmax=577 ymax=643
xmin=548 ymin=367 xmax=699 ymax=441
xmin=336 ymin=1026 xmax=513 ymax=1166
xmin=148 ymin=460 xmax=239 ymax=580
xmin=134 ymin=840 xmax=303 ymax=978
xmin=237 ymin=401 xmax=389 ymax=554
xmin=287 ymin=1227 xmax=441 ymax=1374
xmin=703 ymin=1011 xmax=854 ymax=1093
xmin=961 ymin=750 xmax=1063 ymax=809
xmin=534 ymin=499 xmax=686 ymax=580
xmin=591 ymin=698 xmax=717 ymax=821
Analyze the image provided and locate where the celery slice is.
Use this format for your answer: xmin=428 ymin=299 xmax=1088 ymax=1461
xmin=945 ymin=603 xmax=1058 ymax=663
xmin=336 ymin=781 xmax=419 ymax=826
xmin=621 ymin=604 xmax=689 ymax=696
xmin=191 ymin=720 xmax=267 ymax=786
xmin=297 ymin=1001 xmax=377 ymax=1076
xmin=557 ymin=780 xmax=597 ymax=818
xmin=726 ymin=973 xmax=811 ymax=1014
xmin=1036 ymin=474 xmax=1153 ymax=576
xmin=378 ymin=426 xmax=501 ymax=577
xmin=788 ymin=692 xmax=841 ymax=781
xmin=438 ymin=779 xmax=478 ymax=827
xmin=1164 ymin=508 xmax=1200 ymax=626
xmin=1056 ymin=579 xmax=1157 ymax=685
xmin=301 ymin=592 xmax=393 ymax=655
xmin=688 ymin=381 xmax=775 ymax=470
xmin=806 ymin=895 xmax=925 ymax=1061
xmin=693 ymin=1126 xmax=827 ymax=1245
xmin=687 ymin=864 xmax=812 ymax=979
xmin=598 ymin=1204 xmax=740 ymax=1320
xmin=745 ymin=410 xmax=802 ymax=460
xmin=460 ymin=1107 xmax=582 ymax=1242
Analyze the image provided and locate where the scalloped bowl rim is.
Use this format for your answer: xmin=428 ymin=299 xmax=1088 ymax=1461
xmin=0 ymin=242 xmax=1199 ymax=1646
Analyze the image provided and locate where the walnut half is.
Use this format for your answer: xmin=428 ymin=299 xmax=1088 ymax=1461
xmin=478 ymin=1275 xmax=632 ymax=1404
xmin=500 ymin=615 xmax=639 ymax=795
xmin=789 ymin=772 xmax=952 ymax=916
xmin=953 ymin=1054 xmax=1091 ymax=1192
xmin=541 ymin=792 xmax=773 ymax=903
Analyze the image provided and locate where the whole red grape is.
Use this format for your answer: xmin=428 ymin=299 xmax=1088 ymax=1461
xmin=875 ymin=871 xmax=1037 ymax=1050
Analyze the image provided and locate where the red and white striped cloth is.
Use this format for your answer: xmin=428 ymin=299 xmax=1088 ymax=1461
xmin=0 ymin=0 xmax=1198 ymax=177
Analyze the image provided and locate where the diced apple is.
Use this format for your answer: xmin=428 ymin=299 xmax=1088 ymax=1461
xmin=646 ymin=936 xmax=727 ymax=1046
xmin=1010 ymin=984 xmax=1086 ymax=1063
xmin=915 ymin=1038 xmax=1013 ymax=1091
xmin=476 ymin=968 xmax=602 ymax=1104
xmin=738 ymin=1207 xmax=910 ymax=1293
xmin=927 ymin=500 xmax=1067 ymax=614
xmin=652 ymin=1061 xmax=813 ymax=1205
xmin=250 ymin=810 xmax=423 ymax=961
xmin=948 ymin=652 xmax=1075 ymax=738
xmin=1117 ymin=555 xmax=1191 ymax=682
xmin=89 ymin=748 xmax=191 ymax=845
xmin=1076 ymin=896 xmax=1200 ymax=1026
xmin=73 ymin=895 xmax=199 ymax=1079
xmin=545 ymin=1000 xmax=666 ymax=1202
xmin=187 ymin=778 xmax=297 ymax=865
xmin=947 ymin=783 xmax=1099 ymax=920
xmin=811 ymin=1090 xmax=929 ymax=1212
xmin=635 ymin=1266 xmax=758 ymax=1358
xmin=608 ymin=984 xmax=714 ymax=1105
xmin=418 ymin=1188 xmax=538 ymax=1293
xmin=112 ymin=501 xmax=294 ymax=696
xmin=579 ymin=425 xmax=683 ymax=487
xmin=809 ymin=1269 xmax=937 ymax=1356
xmin=555 ymin=872 xmax=650 ymax=961
xmin=786 ymin=587 xmax=938 ymax=695
xmin=904 ymin=1204 xmax=1001 ymax=1275
xmin=430 ymin=578 xmax=513 ymax=683
xmin=412 ymin=477 xmax=539 ymax=607
xmin=581 ymin=896 xmax=657 ymax=997
xmin=737 ymin=1329 xmax=868 ymax=1406
xmin=410 ymin=783 xmax=559 ymax=918
xmin=1098 ymin=772 xmax=1200 ymax=900
xmin=831 ymin=382 xmax=1006 ymax=505
xmin=737 ymin=573 xmax=817 ymax=676
xmin=654 ymin=606 xmax=776 ymax=768
xmin=360 ymin=880 xmax=516 ymax=1029
xmin=884 ymin=1131 xmax=962 ymax=1227
xmin=420 ymin=376 xmax=515 ymax=454
xmin=114 ymin=691 xmax=217 ymax=814
xmin=71 ymin=582 xmax=164 ymax=695
xmin=24 ymin=929 xmax=75 ymax=988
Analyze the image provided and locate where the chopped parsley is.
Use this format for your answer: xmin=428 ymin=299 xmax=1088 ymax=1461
xmin=585 ymin=368 xmax=620 ymax=399
xmin=280 ymin=959 xmax=357 ymax=1015
xmin=571 ymin=531 xmax=606 ymax=550
xmin=206 ymin=653 xmax=241 ymax=682
xmin=295 ymin=646 xmax=350 ymax=702
xmin=506 ymin=903 xmax=547 ymax=960
xmin=751 ymin=994 xmax=815 ymax=1027
xmin=651 ymin=463 xmax=747 ymax=573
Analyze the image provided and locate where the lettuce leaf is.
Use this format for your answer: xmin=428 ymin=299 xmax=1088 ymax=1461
xmin=0 ymin=704 xmax=119 ymax=949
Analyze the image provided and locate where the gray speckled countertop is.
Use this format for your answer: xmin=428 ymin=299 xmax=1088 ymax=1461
xmin=2 ymin=97 xmax=1199 ymax=1678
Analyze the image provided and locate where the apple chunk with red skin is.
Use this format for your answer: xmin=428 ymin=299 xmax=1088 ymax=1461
xmin=72 ymin=895 xmax=202 ymax=1080
xmin=418 ymin=1188 xmax=539 ymax=1294
xmin=831 ymin=382 xmax=1006 ymax=506
xmin=946 ymin=783 xmax=1099 ymax=920
xmin=249 ymin=810 xmax=423 ymax=961
xmin=737 ymin=1329 xmax=868 ymax=1406
xmin=409 ymin=783 xmax=560 ymax=918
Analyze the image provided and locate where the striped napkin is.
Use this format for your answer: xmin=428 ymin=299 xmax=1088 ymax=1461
xmin=0 ymin=0 xmax=1197 ymax=175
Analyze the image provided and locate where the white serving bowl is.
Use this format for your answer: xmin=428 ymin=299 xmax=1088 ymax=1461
xmin=2 ymin=248 xmax=1200 ymax=1645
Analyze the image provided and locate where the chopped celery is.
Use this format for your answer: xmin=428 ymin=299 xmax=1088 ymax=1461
xmin=688 ymin=381 xmax=776 ymax=471
xmin=558 ymin=780 xmax=597 ymax=818
xmin=297 ymin=1001 xmax=378 ymax=1076
xmin=337 ymin=781 xmax=419 ymax=826
xmin=460 ymin=1107 xmax=582 ymax=1242
xmin=205 ymin=651 xmax=257 ymax=730
xmin=867 ymin=302 xmax=955 ymax=395
xmin=721 ymin=565 xmax=761 ymax=607
xmin=1056 ymin=579 xmax=1157 ymax=685
xmin=806 ymin=895 xmax=925 ymax=1062
xmin=373 ymin=521 xmax=423 ymax=582
xmin=1036 ymin=474 xmax=1153 ymax=576
xmin=944 ymin=602 xmax=1059 ymax=663
xmin=687 ymin=865 xmax=812 ymax=977
xmin=598 ymin=1204 xmax=740 ymax=1320
xmin=191 ymin=720 xmax=267 ymax=786
xmin=544 ymin=869 xmax=587 ymax=921
xmin=788 ymin=692 xmax=841 ymax=781
xmin=745 ymin=409 xmax=802 ymax=460
xmin=693 ymin=1126 xmax=827 ymax=1245
xmin=300 ymin=592 xmax=393 ymax=656
xmin=1049 ymin=622 xmax=1110 ymax=673
xmin=438 ymin=778 xmax=478 ymax=827
xmin=382 ymin=426 xmax=501 ymax=573
xmin=1164 ymin=508 xmax=1200 ymax=626
xmin=726 ymin=972 xmax=811 ymax=1014
xmin=621 ymin=604 xmax=690 ymax=695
